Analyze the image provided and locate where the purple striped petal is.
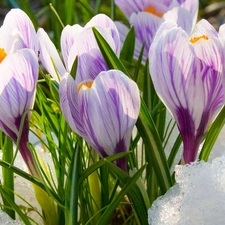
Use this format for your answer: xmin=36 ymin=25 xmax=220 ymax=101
xmin=0 ymin=49 xmax=38 ymax=140
xmin=115 ymin=0 xmax=172 ymax=18
xmin=130 ymin=12 xmax=161 ymax=61
xmin=175 ymin=0 xmax=199 ymax=23
xmin=0 ymin=27 xmax=25 ymax=54
xmin=115 ymin=0 xmax=197 ymax=19
xmin=85 ymin=14 xmax=121 ymax=55
xmin=127 ymin=5 xmax=196 ymax=62
xmin=67 ymin=26 xmax=117 ymax=82
xmin=2 ymin=9 xmax=38 ymax=54
xmin=75 ymin=49 xmax=109 ymax=84
xmin=163 ymin=7 xmax=193 ymax=34
xmin=37 ymin=28 xmax=66 ymax=82
xmin=59 ymin=73 xmax=81 ymax=135
xmin=149 ymin=20 xmax=224 ymax=163
xmin=60 ymin=70 xmax=140 ymax=167
xmin=60 ymin=24 xmax=83 ymax=70
xmin=115 ymin=0 xmax=198 ymax=64
xmin=191 ymin=19 xmax=219 ymax=39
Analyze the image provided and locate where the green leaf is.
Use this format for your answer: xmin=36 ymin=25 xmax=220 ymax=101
xmin=199 ymin=106 xmax=225 ymax=161
xmin=2 ymin=136 xmax=15 ymax=219
xmin=65 ymin=144 xmax=80 ymax=225
xmin=92 ymin=27 xmax=129 ymax=75
xmin=96 ymin=162 xmax=148 ymax=225
xmin=168 ymin=134 xmax=182 ymax=169
xmin=79 ymin=0 xmax=95 ymax=18
xmin=70 ymin=56 xmax=78 ymax=80
xmin=0 ymin=185 xmax=32 ymax=225
xmin=120 ymin=27 xmax=135 ymax=63
xmin=0 ymin=160 xmax=63 ymax=206
xmin=64 ymin=0 xmax=76 ymax=25
xmin=36 ymin=85 xmax=59 ymax=135
xmin=79 ymin=152 xmax=131 ymax=184
xmin=133 ymin=43 xmax=145 ymax=83
xmin=136 ymin=101 xmax=173 ymax=194
xmin=49 ymin=3 xmax=64 ymax=28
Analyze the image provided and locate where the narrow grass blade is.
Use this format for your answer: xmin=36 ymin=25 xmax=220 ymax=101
xmin=199 ymin=106 xmax=225 ymax=161
xmin=65 ymin=144 xmax=80 ymax=225
xmin=0 ymin=185 xmax=32 ymax=225
xmin=96 ymin=162 xmax=147 ymax=225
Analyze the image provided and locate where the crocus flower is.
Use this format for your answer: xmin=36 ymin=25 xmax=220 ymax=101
xmin=0 ymin=49 xmax=39 ymax=176
xmin=60 ymin=70 xmax=140 ymax=171
xmin=0 ymin=8 xmax=39 ymax=55
xmin=37 ymin=14 xmax=120 ymax=82
xmin=149 ymin=19 xmax=225 ymax=164
xmin=115 ymin=0 xmax=199 ymax=62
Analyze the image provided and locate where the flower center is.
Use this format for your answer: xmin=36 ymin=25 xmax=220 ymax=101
xmin=190 ymin=35 xmax=209 ymax=44
xmin=144 ymin=6 xmax=163 ymax=18
xmin=0 ymin=48 xmax=7 ymax=63
xmin=77 ymin=81 xmax=93 ymax=91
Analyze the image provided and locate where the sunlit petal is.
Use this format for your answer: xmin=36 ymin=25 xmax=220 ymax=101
xmin=130 ymin=12 xmax=161 ymax=61
xmin=2 ymin=9 xmax=38 ymax=53
xmin=60 ymin=70 xmax=140 ymax=170
xmin=175 ymin=0 xmax=199 ymax=24
xmin=60 ymin=24 xmax=83 ymax=70
xmin=0 ymin=49 xmax=38 ymax=139
xmin=85 ymin=14 xmax=121 ymax=55
xmin=163 ymin=7 xmax=193 ymax=34
xmin=149 ymin=20 xmax=224 ymax=163
xmin=37 ymin=28 xmax=66 ymax=82
xmin=67 ymin=26 xmax=116 ymax=80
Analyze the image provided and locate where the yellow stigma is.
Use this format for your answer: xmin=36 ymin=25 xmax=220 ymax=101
xmin=144 ymin=6 xmax=163 ymax=18
xmin=77 ymin=81 xmax=93 ymax=91
xmin=0 ymin=48 xmax=7 ymax=63
xmin=190 ymin=35 xmax=209 ymax=44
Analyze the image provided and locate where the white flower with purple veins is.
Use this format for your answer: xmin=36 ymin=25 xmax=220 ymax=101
xmin=37 ymin=14 xmax=120 ymax=82
xmin=0 ymin=8 xmax=39 ymax=55
xmin=0 ymin=49 xmax=39 ymax=176
xmin=60 ymin=70 xmax=140 ymax=171
xmin=115 ymin=0 xmax=199 ymax=62
xmin=149 ymin=19 xmax=225 ymax=164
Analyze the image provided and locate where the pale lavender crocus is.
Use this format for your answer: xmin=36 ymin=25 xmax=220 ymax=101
xmin=37 ymin=14 xmax=120 ymax=82
xmin=0 ymin=8 xmax=39 ymax=55
xmin=149 ymin=19 xmax=225 ymax=163
xmin=60 ymin=70 xmax=140 ymax=171
xmin=0 ymin=49 xmax=39 ymax=176
xmin=115 ymin=0 xmax=199 ymax=62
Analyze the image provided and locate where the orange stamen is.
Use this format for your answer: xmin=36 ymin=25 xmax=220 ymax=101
xmin=0 ymin=48 xmax=7 ymax=63
xmin=144 ymin=6 xmax=163 ymax=18
xmin=77 ymin=81 xmax=93 ymax=91
xmin=190 ymin=35 xmax=209 ymax=44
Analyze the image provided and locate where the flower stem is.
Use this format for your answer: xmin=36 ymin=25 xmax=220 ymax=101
xmin=2 ymin=135 xmax=15 ymax=219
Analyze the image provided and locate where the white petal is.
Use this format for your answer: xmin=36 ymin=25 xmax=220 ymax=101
xmin=37 ymin=28 xmax=66 ymax=82
xmin=149 ymin=22 xmax=196 ymax=117
xmin=60 ymin=24 xmax=83 ymax=70
xmin=85 ymin=14 xmax=121 ymax=54
xmin=2 ymin=9 xmax=38 ymax=53
xmin=78 ymin=70 xmax=140 ymax=155
xmin=163 ymin=7 xmax=193 ymax=34
xmin=0 ymin=49 xmax=38 ymax=135
xmin=67 ymin=26 xmax=116 ymax=72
